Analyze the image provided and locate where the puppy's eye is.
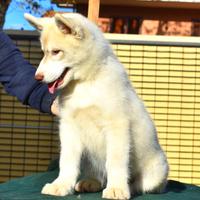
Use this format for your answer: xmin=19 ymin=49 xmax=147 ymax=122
xmin=52 ymin=50 xmax=61 ymax=56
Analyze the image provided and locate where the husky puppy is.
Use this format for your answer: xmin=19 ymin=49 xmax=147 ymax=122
xmin=25 ymin=13 xmax=169 ymax=199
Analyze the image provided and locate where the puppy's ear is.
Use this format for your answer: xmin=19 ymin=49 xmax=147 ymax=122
xmin=24 ymin=13 xmax=43 ymax=31
xmin=54 ymin=14 xmax=84 ymax=39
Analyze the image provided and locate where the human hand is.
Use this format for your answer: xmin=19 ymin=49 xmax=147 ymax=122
xmin=51 ymin=98 xmax=59 ymax=116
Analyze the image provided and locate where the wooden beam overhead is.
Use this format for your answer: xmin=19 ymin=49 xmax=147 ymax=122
xmin=77 ymin=0 xmax=200 ymax=9
xmin=77 ymin=2 xmax=200 ymax=21
xmin=87 ymin=0 xmax=100 ymax=24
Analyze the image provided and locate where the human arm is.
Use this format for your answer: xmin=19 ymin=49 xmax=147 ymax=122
xmin=0 ymin=30 xmax=58 ymax=114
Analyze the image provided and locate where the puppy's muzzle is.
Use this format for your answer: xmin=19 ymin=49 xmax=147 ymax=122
xmin=35 ymin=73 xmax=44 ymax=81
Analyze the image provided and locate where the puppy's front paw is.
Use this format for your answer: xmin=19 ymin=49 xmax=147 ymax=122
xmin=102 ymin=187 xmax=130 ymax=200
xmin=41 ymin=182 xmax=73 ymax=196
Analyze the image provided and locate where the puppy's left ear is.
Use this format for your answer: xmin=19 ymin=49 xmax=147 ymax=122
xmin=54 ymin=14 xmax=84 ymax=39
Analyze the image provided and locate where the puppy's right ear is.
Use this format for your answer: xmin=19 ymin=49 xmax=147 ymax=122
xmin=54 ymin=14 xmax=71 ymax=34
xmin=24 ymin=13 xmax=43 ymax=31
xmin=55 ymin=14 xmax=84 ymax=39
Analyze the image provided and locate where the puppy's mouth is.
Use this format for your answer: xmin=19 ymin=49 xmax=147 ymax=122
xmin=48 ymin=68 xmax=69 ymax=94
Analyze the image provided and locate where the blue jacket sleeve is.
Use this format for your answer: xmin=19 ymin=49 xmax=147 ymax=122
xmin=0 ymin=31 xmax=56 ymax=114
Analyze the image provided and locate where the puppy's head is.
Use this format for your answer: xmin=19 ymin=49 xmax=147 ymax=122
xmin=25 ymin=13 xmax=102 ymax=94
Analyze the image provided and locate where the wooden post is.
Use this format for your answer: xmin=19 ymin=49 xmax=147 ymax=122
xmin=87 ymin=0 xmax=100 ymax=24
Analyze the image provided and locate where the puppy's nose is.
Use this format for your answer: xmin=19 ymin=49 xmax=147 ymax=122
xmin=35 ymin=73 xmax=44 ymax=81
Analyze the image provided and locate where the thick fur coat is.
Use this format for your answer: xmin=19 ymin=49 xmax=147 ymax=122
xmin=25 ymin=13 xmax=169 ymax=199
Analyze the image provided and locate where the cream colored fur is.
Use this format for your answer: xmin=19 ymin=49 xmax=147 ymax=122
xmin=25 ymin=13 xmax=169 ymax=199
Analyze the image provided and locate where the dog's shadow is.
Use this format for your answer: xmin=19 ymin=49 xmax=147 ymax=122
xmin=165 ymin=180 xmax=187 ymax=193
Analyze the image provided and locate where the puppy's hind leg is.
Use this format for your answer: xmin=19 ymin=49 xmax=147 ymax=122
xmin=131 ymin=155 xmax=169 ymax=195
xmin=75 ymin=156 xmax=105 ymax=193
xmin=75 ymin=179 xmax=102 ymax=193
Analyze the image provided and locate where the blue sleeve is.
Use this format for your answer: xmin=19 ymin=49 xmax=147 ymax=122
xmin=0 ymin=31 xmax=56 ymax=114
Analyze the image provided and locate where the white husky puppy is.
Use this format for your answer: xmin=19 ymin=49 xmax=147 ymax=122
xmin=25 ymin=13 xmax=169 ymax=199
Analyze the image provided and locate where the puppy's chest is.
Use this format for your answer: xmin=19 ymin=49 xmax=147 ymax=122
xmin=61 ymin=83 xmax=106 ymax=150
xmin=70 ymin=103 xmax=106 ymax=155
xmin=63 ymin=82 xmax=99 ymax=108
